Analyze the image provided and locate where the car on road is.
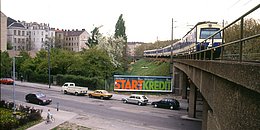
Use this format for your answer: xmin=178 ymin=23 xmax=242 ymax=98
xmin=122 ymin=94 xmax=149 ymax=106
xmin=0 ymin=78 xmax=14 ymax=85
xmin=62 ymin=82 xmax=88 ymax=96
xmin=25 ymin=92 xmax=52 ymax=105
xmin=151 ymin=98 xmax=180 ymax=110
xmin=88 ymin=90 xmax=113 ymax=99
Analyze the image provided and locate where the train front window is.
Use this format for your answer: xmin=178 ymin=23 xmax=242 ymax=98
xmin=200 ymin=28 xmax=221 ymax=39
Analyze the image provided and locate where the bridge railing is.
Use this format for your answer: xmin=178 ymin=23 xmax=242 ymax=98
xmin=179 ymin=4 xmax=260 ymax=62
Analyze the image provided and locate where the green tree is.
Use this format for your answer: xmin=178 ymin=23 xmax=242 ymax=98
xmin=114 ymin=14 xmax=128 ymax=71
xmin=16 ymin=51 xmax=31 ymax=78
xmin=0 ymin=51 xmax=12 ymax=77
xmin=51 ymin=48 xmax=75 ymax=75
xmin=80 ymin=48 xmax=114 ymax=78
xmin=87 ymin=25 xmax=103 ymax=48
xmin=115 ymin=14 xmax=127 ymax=41
xmin=7 ymin=42 xmax=13 ymax=50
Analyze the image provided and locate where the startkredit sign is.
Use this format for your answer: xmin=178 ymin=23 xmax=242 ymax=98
xmin=114 ymin=75 xmax=172 ymax=92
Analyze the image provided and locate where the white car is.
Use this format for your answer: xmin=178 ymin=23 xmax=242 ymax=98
xmin=61 ymin=82 xmax=88 ymax=96
xmin=122 ymin=94 xmax=149 ymax=106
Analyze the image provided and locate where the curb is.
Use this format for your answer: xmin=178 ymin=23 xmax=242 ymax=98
xmin=180 ymin=115 xmax=202 ymax=122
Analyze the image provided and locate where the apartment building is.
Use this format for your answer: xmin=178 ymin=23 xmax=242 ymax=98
xmin=23 ymin=22 xmax=55 ymax=51
xmin=127 ymin=42 xmax=144 ymax=57
xmin=55 ymin=29 xmax=90 ymax=52
xmin=0 ymin=12 xmax=7 ymax=51
xmin=7 ymin=18 xmax=55 ymax=51
xmin=7 ymin=22 xmax=28 ymax=51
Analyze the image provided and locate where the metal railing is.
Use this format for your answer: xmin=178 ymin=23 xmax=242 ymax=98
xmin=177 ymin=4 xmax=260 ymax=62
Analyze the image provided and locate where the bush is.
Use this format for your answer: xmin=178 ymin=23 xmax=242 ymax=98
xmin=0 ymin=100 xmax=42 ymax=129
xmin=56 ymin=74 xmax=103 ymax=90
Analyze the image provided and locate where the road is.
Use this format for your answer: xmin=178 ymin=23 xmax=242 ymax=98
xmin=1 ymin=84 xmax=201 ymax=130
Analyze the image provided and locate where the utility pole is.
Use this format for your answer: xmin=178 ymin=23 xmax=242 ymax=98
xmin=46 ymin=39 xmax=51 ymax=89
xmin=12 ymin=56 xmax=22 ymax=114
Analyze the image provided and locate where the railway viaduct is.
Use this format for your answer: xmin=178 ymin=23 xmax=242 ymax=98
xmin=173 ymin=59 xmax=260 ymax=130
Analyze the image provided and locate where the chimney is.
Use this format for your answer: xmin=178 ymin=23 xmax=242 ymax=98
xmin=82 ymin=29 xmax=85 ymax=31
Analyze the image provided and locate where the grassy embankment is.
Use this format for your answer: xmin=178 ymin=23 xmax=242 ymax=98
xmin=127 ymin=58 xmax=171 ymax=76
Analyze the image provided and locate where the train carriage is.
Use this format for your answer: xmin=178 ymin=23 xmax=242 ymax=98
xmin=143 ymin=21 xmax=222 ymax=58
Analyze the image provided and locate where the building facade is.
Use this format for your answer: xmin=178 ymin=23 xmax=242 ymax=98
xmin=55 ymin=29 xmax=90 ymax=52
xmin=7 ymin=19 xmax=55 ymax=51
xmin=7 ymin=22 xmax=28 ymax=51
xmin=0 ymin=12 xmax=7 ymax=51
xmin=127 ymin=42 xmax=144 ymax=57
xmin=23 ymin=22 xmax=55 ymax=51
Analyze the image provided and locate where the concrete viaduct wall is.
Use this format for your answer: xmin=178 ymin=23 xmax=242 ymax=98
xmin=173 ymin=59 xmax=260 ymax=130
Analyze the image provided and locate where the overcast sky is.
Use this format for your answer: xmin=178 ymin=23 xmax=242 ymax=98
xmin=1 ymin=0 xmax=259 ymax=42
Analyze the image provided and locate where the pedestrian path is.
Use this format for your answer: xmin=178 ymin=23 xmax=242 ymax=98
xmin=27 ymin=107 xmax=77 ymax=130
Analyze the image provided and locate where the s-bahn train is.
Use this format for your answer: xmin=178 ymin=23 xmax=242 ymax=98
xmin=144 ymin=21 xmax=222 ymax=58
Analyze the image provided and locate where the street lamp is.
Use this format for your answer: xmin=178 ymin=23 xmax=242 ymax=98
xmin=12 ymin=55 xmax=22 ymax=114
xmin=45 ymin=38 xmax=52 ymax=89
xmin=48 ymin=43 xmax=51 ymax=89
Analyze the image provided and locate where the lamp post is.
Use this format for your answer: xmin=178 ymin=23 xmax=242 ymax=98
xmin=13 ymin=56 xmax=22 ymax=114
xmin=45 ymin=38 xmax=51 ymax=89
xmin=48 ymin=43 xmax=51 ymax=89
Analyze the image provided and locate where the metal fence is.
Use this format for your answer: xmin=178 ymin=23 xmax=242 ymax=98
xmin=180 ymin=4 xmax=260 ymax=62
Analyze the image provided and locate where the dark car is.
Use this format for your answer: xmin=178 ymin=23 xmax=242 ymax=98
xmin=151 ymin=98 xmax=180 ymax=110
xmin=25 ymin=92 xmax=52 ymax=105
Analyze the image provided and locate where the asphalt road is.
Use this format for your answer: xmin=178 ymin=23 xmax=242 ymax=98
xmin=1 ymin=84 xmax=201 ymax=130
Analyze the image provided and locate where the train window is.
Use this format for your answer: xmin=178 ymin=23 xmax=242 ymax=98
xmin=200 ymin=28 xmax=221 ymax=39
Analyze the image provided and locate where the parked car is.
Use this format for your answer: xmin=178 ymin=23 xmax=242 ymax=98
xmin=62 ymin=82 xmax=88 ymax=96
xmin=25 ymin=92 xmax=52 ymax=105
xmin=122 ymin=94 xmax=149 ymax=106
xmin=0 ymin=78 xmax=14 ymax=85
xmin=88 ymin=90 xmax=113 ymax=99
xmin=151 ymin=98 xmax=180 ymax=110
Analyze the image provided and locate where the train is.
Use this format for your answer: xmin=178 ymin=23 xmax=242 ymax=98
xmin=144 ymin=21 xmax=223 ymax=58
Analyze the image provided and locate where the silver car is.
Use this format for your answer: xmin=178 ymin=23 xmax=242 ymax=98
xmin=122 ymin=94 xmax=149 ymax=106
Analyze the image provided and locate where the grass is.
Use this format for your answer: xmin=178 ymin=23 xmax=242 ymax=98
xmin=128 ymin=59 xmax=171 ymax=76
xmin=52 ymin=121 xmax=91 ymax=130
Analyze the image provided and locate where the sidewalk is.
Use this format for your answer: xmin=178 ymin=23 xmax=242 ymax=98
xmin=27 ymin=107 xmax=77 ymax=130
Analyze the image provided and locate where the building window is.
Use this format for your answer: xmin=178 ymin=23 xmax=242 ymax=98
xmin=14 ymin=30 xmax=17 ymax=35
xmin=22 ymin=31 xmax=25 ymax=36
xmin=42 ymin=38 xmax=44 ymax=42
xmin=14 ymin=38 xmax=17 ymax=43
xmin=18 ymin=38 xmax=20 ymax=43
xmin=18 ymin=30 xmax=21 ymax=36
xmin=42 ymin=31 xmax=44 ymax=36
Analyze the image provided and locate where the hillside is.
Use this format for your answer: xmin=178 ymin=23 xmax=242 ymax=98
xmin=127 ymin=58 xmax=171 ymax=76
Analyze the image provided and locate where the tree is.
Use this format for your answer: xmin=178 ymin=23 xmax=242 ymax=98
xmin=97 ymin=35 xmax=125 ymax=68
xmin=16 ymin=51 xmax=31 ymax=78
xmin=7 ymin=42 xmax=13 ymax=50
xmin=0 ymin=51 xmax=12 ymax=77
xmin=114 ymin=14 xmax=128 ymax=71
xmin=115 ymin=14 xmax=127 ymax=41
xmin=87 ymin=25 xmax=103 ymax=48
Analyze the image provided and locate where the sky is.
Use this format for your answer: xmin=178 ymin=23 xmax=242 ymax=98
xmin=1 ymin=0 xmax=259 ymax=43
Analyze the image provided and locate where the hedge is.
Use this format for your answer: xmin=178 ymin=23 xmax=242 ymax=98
xmin=0 ymin=100 xmax=42 ymax=130
xmin=56 ymin=74 xmax=105 ymax=90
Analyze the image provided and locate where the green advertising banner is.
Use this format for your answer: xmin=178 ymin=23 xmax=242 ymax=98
xmin=114 ymin=75 xmax=172 ymax=92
